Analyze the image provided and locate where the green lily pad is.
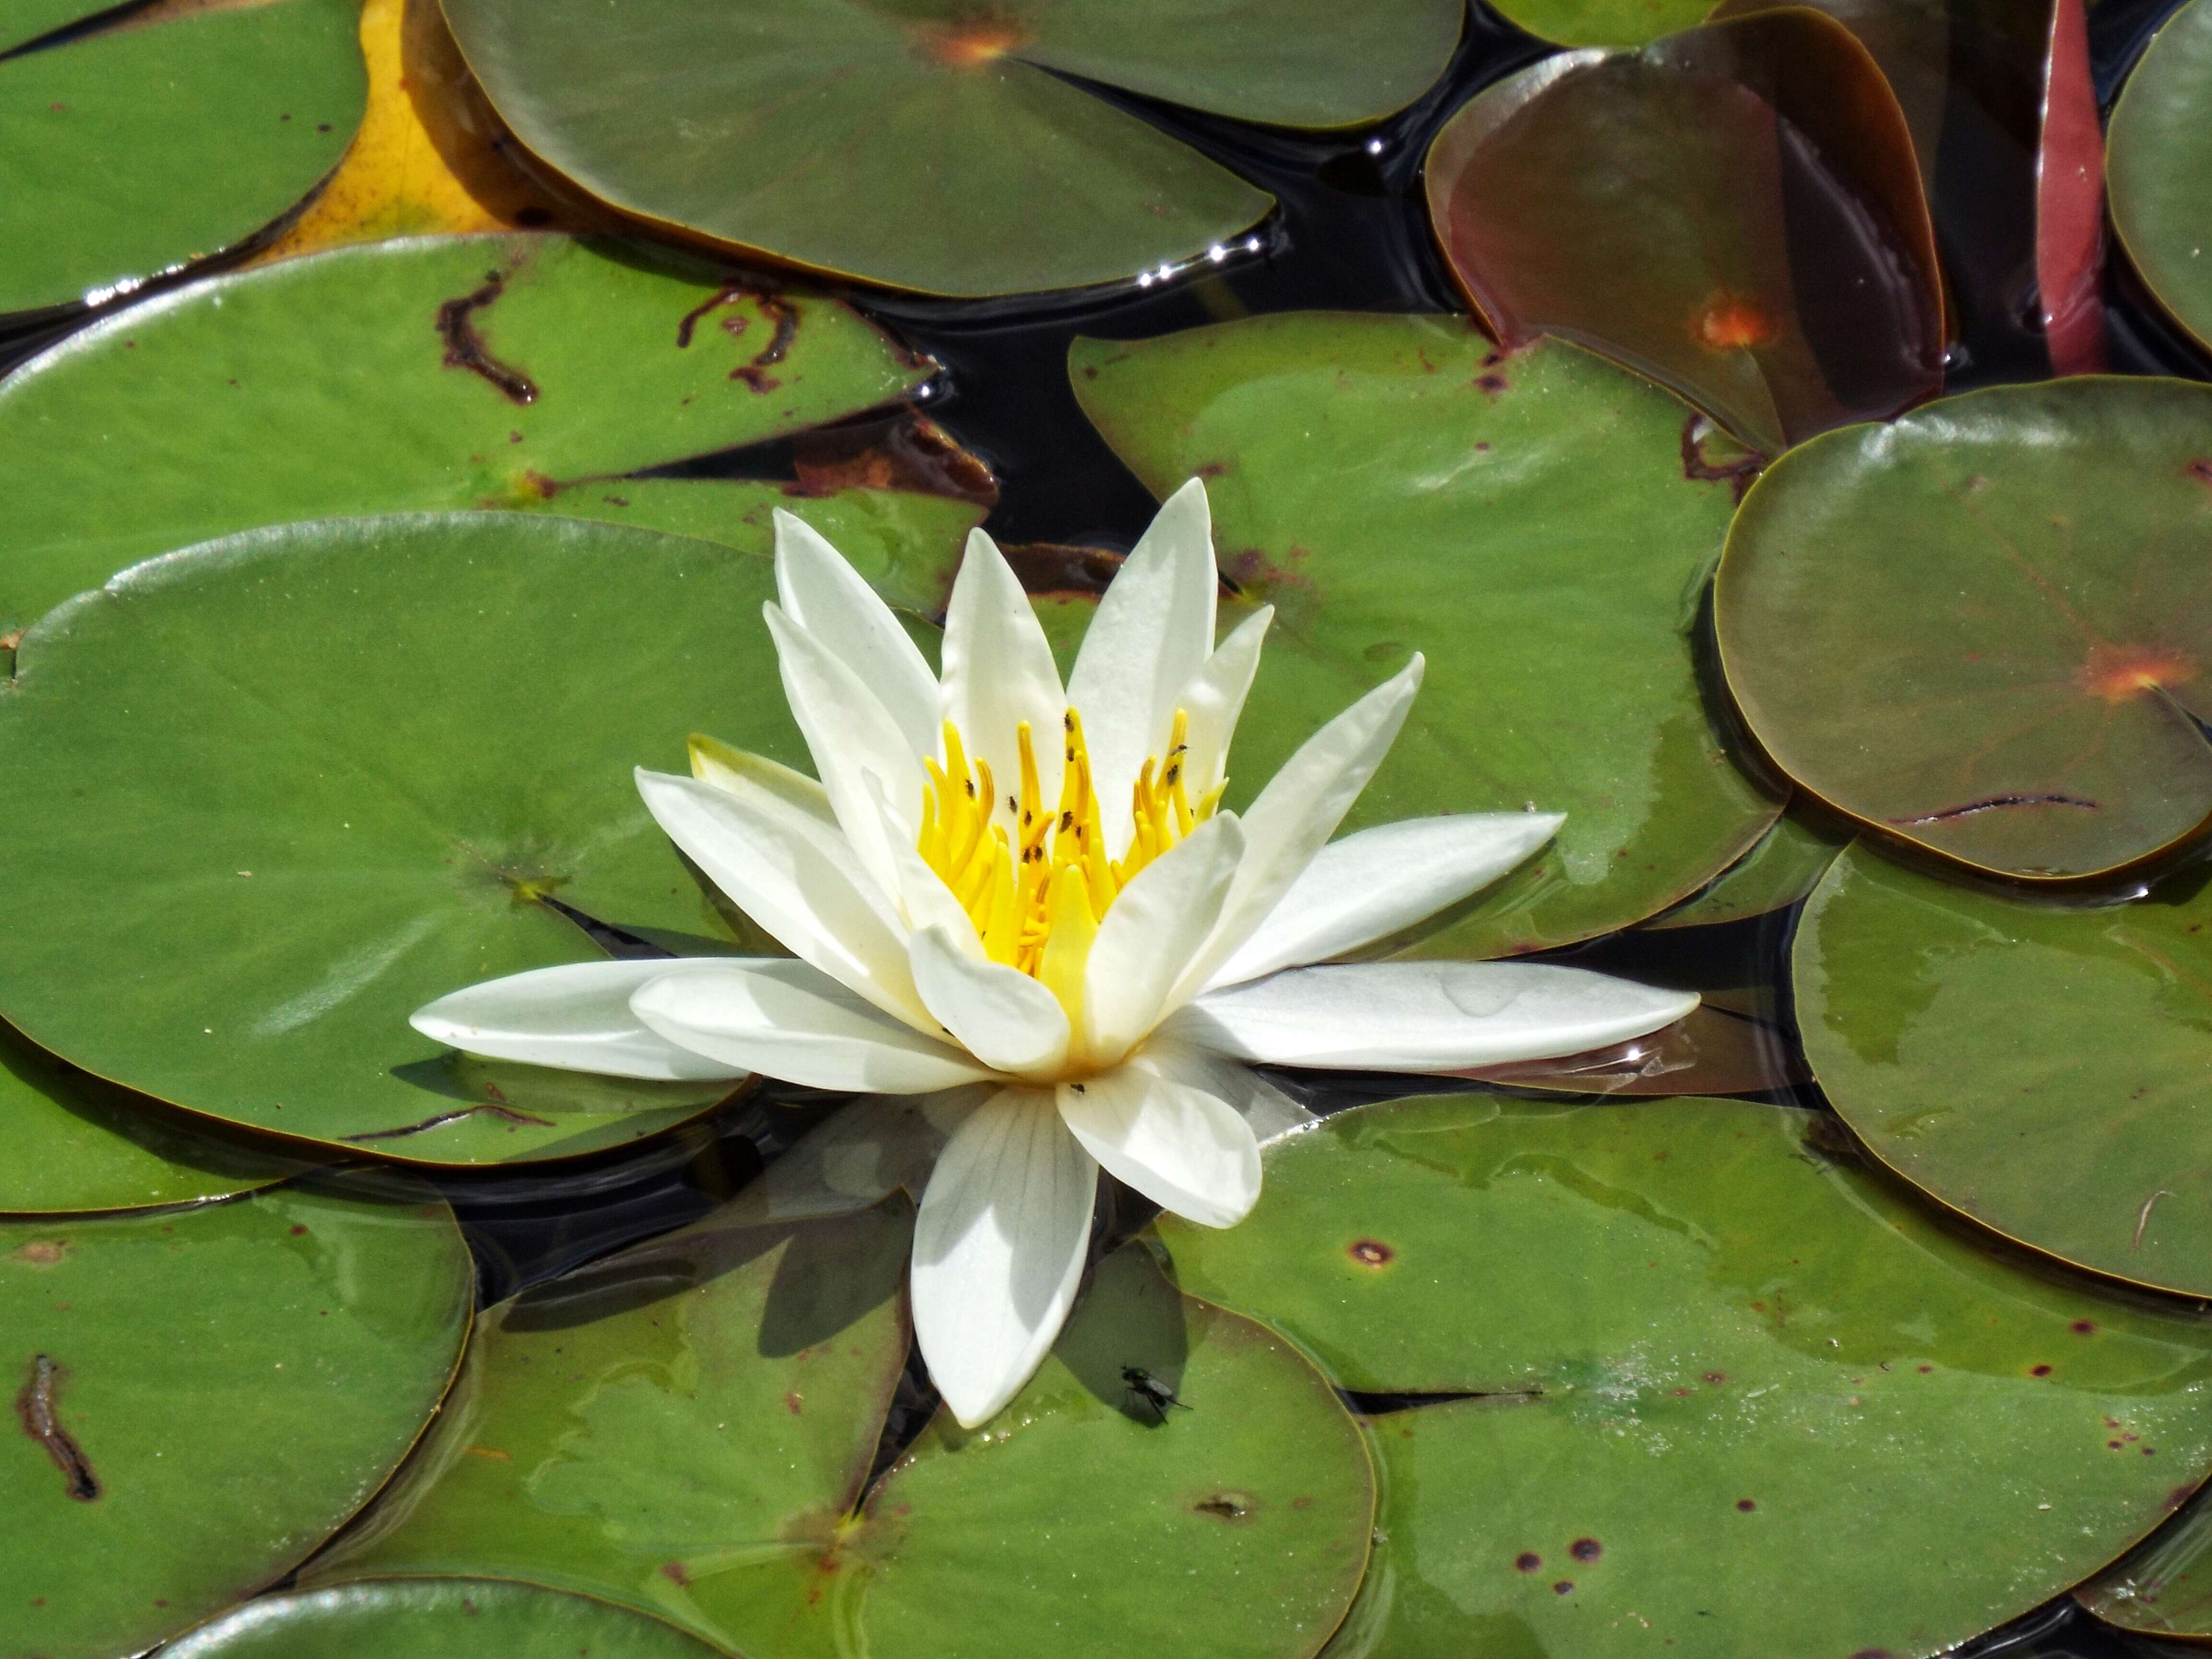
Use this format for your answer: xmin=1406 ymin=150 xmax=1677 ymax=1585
xmin=1716 ymin=377 xmax=2212 ymax=881
xmin=1159 ymin=1093 xmax=2212 ymax=1659
xmin=2079 ymin=1488 xmax=2212 ymax=1638
xmin=312 ymin=1208 xmax=1375 ymax=1659
xmin=2108 ymin=0 xmax=2212 ymax=353
xmin=1 ymin=1177 xmax=472 ymax=1659
xmin=1070 ymin=314 xmax=1780 ymax=959
xmin=1796 ymin=841 xmax=2212 ymax=1297
xmin=1643 ymin=807 xmax=1848 ymax=929
xmin=0 ymin=1016 xmax=314 ymax=1215
xmin=437 ymin=0 xmax=1461 ymax=297
xmin=0 ymin=0 xmax=365 ymax=316
xmin=168 ymin=1580 xmax=727 ymax=1659
xmin=0 ymin=232 xmax=973 ymax=641
xmin=0 ymin=511 xmax=843 ymax=1164
xmin=1423 ymin=10 xmax=1942 ymax=457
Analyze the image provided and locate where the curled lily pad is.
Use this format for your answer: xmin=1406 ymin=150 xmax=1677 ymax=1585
xmin=1796 ymin=842 xmax=2212 ymax=1297
xmin=1160 ymin=1094 xmax=2212 ymax=1659
xmin=1 ymin=1178 xmax=472 ymax=1659
xmin=0 ymin=232 xmax=972 ymax=641
xmin=1070 ymin=314 xmax=1779 ymax=959
xmin=1642 ymin=807 xmax=1848 ymax=929
xmin=437 ymin=0 xmax=1460 ymax=296
xmin=0 ymin=0 xmax=366 ymax=316
xmin=312 ymin=1212 xmax=1374 ymax=1659
xmin=1715 ymin=376 xmax=2212 ymax=880
xmin=0 ymin=512 xmax=830 ymax=1164
xmin=1423 ymin=9 xmax=1942 ymax=457
xmin=167 ymin=1580 xmax=725 ymax=1659
xmin=0 ymin=1018 xmax=313 ymax=1216
xmin=2108 ymin=0 xmax=2212 ymax=353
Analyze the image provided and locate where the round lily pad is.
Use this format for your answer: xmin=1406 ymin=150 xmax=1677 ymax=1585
xmin=0 ymin=232 xmax=968 ymax=641
xmin=2108 ymin=0 xmax=2212 ymax=353
xmin=312 ymin=1207 xmax=1375 ymax=1659
xmin=1070 ymin=314 xmax=1780 ymax=959
xmin=1643 ymin=807 xmax=1848 ymax=929
xmin=1796 ymin=841 xmax=2212 ymax=1297
xmin=1159 ymin=1093 xmax=2212 ymax=1659
xmin=0 ymin=1016 xmax=313 ymax=1216
xmin=1423 ymin=9 xmax=1942 ymax=457
xmin=167 ymin=1580 xmax=725 ymax=1659
xmin=1716 ymin=377 xmax=2212 ymax=881
xmin=1 ymin=1177 xmax=472 ymax=1659
xmin=437 ymin=0 xmax=1461 ymax=296
xmin=0 ymin=512 xmax=829 ymax=1164
xmin=0 ymin=0 xmax=366 ymax=317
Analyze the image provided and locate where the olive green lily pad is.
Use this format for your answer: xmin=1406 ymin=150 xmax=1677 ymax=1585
xmin=1424 ymin=10 xmax=1942 ymax=457
xmin=1796 ymin=841 xmax=2212 ymax=1297
xmin=312 ymin=1207 xmax=1375 ymax=1659
xmin=168 ymin=1580 xmax=727 ymax=1659
xmin=0 ymin=511 xmax=839 ymax=1164
xmin=0 ymin=0 xmax=365 ymax=316
xmin=1643 ymin=806 xmax=1848 ymax=929
xmin=1160 ymin=1093 xmax=2212 ymax=1659
xmin=1717 ymin=377 xmax=2212 ymax=880
xmin=2109 ymin=0 xmax=2212 ymax=353
xmin=1070 ymin=314 xmax=1780 ymax=959
xmin=0 ymin=232 xmax=973 ymax=641
xmin=438 ymin=0 xmax=1460 ymax=297
xmin=2 ymin=1177 xmax=472 ymax=1659
xmin=438 ymin=1 xmax=1460 ymax=299
xmin=2079 ymin=1488 xmax=2212 ymax=1637
xmin=0 ymin=1015 xmax=314 ymax=1215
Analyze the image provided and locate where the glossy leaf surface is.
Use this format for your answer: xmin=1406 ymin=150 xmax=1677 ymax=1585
xmin=0 ymin=1018 xmax=313 ymax=1215
xmin=1798 ymin=842 xmax=2212 ymax=1296
xmin=315 ymin=1216 xmax=1373 ymax=1659
xmin=0 ymin=1179 xmax=472 ymax=1659
xmin=167 ymin=1580 xmax=725 ymax=1659
xmin=1425 ymin=11 xmax=1942 ymax=457
xmin=1643 ymin=806 xmax=1848 ymax=928
xmin=2080 ymin=1486 xmax=2212 ymax=1638
xmin=0 ymin=0 xmax=365 ymax=315
xmin=2108 ymin=0 xmax=2212 ymax=352
xmin=1071 ymin=314 xmax=1779 ymax=959
xmin=438 ymin=0 xmax=1459 ymax=296
xmin=1716 ymin=377 xmax=2212 ymax=879
xmin=1161 ymin=1094 xmax=2212 ymax=1659
xmin=0 ymin=232 xmax=965 ymax=639
xmin=0 ymin=513 xmax=824 ymax=1163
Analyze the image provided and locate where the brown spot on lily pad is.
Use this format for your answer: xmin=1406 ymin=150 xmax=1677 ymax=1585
xmin=1570 ymin=1537 xmax=1602 ymax=1561
xmin=1515 ymin=1552 xmax=1542 ymax=1572
xmin=12 ymin=1242 xmax=67 ymax=1266
xmin=1347 ymin=1239 xmax=1395 ymax=1267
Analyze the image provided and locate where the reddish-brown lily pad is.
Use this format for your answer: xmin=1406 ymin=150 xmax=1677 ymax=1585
xmin=1423 ymin=8 xmax=1942 ymax=457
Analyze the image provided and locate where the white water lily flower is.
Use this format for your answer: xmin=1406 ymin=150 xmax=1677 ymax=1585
xmin=412 ymin=480 xmax=1696 ymax=1427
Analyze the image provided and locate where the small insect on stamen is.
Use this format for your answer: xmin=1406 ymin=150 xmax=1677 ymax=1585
xmin=1122 ymin=1366 xmax=1190 ymax=1424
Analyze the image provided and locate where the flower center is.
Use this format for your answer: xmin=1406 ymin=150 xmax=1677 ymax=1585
xmin=915 ymin=708 xmax=1222 ymax=990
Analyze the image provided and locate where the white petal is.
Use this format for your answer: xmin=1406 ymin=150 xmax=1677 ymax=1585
xmin=409 ymin=958 xmax=752 ymax=1082
xmin=1169 ymin=656 xmax=1424 ymax=1005
xmin=1163 ymin=961 xmax=1699 ymax=1070
xmin=912 ymin=1088 xmax=1097 ymax=1429
xmin=941 ymin=528 xmax=1065 ymax=839
xmin=631 ymin=958 xmax=995 ymax=1094
xmin=688 ymin=733 xmax=837 ymax=829
xmin=1067 ymin=479 xmax=1217 ymax=858
xmin=635 ymin=768 xmax=930 ymax=1030
xmin=909 ymin=925 xmax=1071 ymax=1078
xmin=1082 ymin=812 xmax=1246 ymax=1064
xmin=727 ymin=1089 xmax=985 ymax=1224
xmin=1057 ymin=1060 xmax=1259 ymax=1228
xmin=773 ymin=508 xmax=943 ymax=761
xmin=1208 ymin=811 xmax=1564 ymax=988
xmin=764 ymin=603 xmax=926 ymax=901
xmin=1138 ymin=1036 xmax=1318 ymax=1146
xmin=1177 ymin=606 xmax=1272 ymax=803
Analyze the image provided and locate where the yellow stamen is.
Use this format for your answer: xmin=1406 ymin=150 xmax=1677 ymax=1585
xmin=916 ymin=704 xmax=1217 ymax=989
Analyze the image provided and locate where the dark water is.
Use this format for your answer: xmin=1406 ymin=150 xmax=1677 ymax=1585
xmin=10 ymin=0 xmax=2212 ymax=1648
